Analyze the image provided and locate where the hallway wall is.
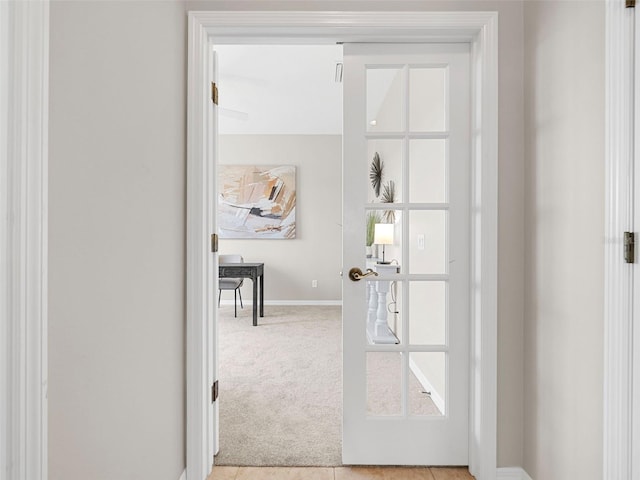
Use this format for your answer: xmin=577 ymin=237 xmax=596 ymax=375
xmin=523 ymin=2 xmax=605 ymax=479
xmin=48 ymin=2 xmax=186 ymax=479
xmin=48 ymin=1 xmax=526 ymax=478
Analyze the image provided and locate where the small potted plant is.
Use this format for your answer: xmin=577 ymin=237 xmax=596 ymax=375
xmin=366 ymin=211 xmax=381 ymax=258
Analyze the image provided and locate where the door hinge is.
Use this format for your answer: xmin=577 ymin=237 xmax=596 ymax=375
xmin=211 ymin=82 xmax=219 ymax=105
xmin=211 ymin=380 xmax=219 ymax=403
xmin=624 ymin=232 xmax=635 ymax=263
xmin=211 ymin=233 xmax=218 ymax=253
xmin=627 ymin=0 xmax=635 ymax=7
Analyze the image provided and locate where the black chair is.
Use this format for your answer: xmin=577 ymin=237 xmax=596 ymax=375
xmin=218 ymin=254 xmax=244 ymax=317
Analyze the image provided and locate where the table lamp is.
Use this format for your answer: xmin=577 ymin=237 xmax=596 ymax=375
xmin=374 ymin=223 xmax=394 ymax=264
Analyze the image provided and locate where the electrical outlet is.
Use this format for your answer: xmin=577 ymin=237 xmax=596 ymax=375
xmin=312 ymin=280 xmax=318 ymax=288
xmin=417 ymin=234 xmax=425 ymax=250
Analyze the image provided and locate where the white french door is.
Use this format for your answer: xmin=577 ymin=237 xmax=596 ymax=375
xmin=342 ymin=43 xmax=471 ymax=465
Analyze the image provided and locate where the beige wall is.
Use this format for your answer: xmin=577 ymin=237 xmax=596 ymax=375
xmin=48 ymin=2 xmax=186 ymax=479
xmin=49 ymin=1 xmax=525 ymax=478
xmin=523 ymin=1 xmax=604 ymax=479
xmin=218 ymin=135 xmax=342 ymax=302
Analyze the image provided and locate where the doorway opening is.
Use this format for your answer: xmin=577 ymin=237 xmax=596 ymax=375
xmin=213 ymin=40 xmax=472 ymax=468
xmin=214 ymin=44 xmax=344 ymax=466
xmin=186 ymin=11 xmax=498 ymax=480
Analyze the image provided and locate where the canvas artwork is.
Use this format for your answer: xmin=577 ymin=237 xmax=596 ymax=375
xmin=218 ymin=165 xmax=296 ymax=239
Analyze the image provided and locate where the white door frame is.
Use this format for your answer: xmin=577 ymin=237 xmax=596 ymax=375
xmin=186 ymin=11 xmax=498 ymax=480
xmin=1 ymin=1 xmax=49 ymax=480
xmin=604 ymin=1 xmax=638 ymax=479
xmin=635 ymin=7 xmax=640 ymax=478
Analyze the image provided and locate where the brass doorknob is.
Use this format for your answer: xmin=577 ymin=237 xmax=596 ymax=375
xmin=348 ymin=267 xmax=379 ymax=281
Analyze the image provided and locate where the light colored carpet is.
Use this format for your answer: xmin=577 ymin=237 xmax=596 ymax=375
xmin=216 ymin=305 xmax=342 ymax=466
xmin=215 ymin=305 xmax=439 ymax=467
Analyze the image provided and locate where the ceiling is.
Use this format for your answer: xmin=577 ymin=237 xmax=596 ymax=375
xmin=216 ymin=44 xmax=344 ymax=135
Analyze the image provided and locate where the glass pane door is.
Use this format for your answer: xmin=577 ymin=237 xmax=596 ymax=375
xmin=342 ymin=43 xmax=471 ymax=465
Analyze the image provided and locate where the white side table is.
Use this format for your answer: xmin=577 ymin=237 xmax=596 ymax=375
xmin=366 ymin=263 xmax=400 ymax=344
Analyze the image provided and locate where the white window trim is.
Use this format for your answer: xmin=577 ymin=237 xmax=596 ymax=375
xmin=186 ymin=10 xmax=498 ymax=480
xmin=0 ymin=1 xmax=49 ymax=480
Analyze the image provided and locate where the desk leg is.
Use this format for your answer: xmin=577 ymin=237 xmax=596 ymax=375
xmin=259 ymin=273 xmax=264 ymax=317
xmin=252 ymin=277 xmax=258 ymax=326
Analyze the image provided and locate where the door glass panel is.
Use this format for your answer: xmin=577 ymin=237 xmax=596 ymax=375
xmin=367 ymin=140 xmax=403 ymax=202
xmin=364 ymin=274 xmax=402 ymax=345
xmin=409 ymin=67 xmax=446 ymax=132
xmin=367 ymin=352 xmax=402 ymax=416
xmin=409 ymin=352 xmax=446 ymax=416
xmin=409 ymin=281 xmax=446 ymax=345
xmin=409 ymin=139 xmax=447 ymax=204
xmin=367 ymin=68 xmax=403 ymax=132
xmin=409 ymin=210 xmax=447 ymax=274
xmin=390 ymin=281 xmax=403 ymax=343
xmin=365 ymin=210 xmax=403 ymax=264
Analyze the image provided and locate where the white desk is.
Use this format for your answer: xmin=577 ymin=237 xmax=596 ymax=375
xmin=365 ymin=260 xmax=400 ymax=344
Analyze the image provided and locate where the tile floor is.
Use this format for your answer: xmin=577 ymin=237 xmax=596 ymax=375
xmin=207 ymin=466 xmax=475 ymax=480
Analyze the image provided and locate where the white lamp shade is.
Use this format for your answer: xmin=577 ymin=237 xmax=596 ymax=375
xmin=374 ymin=223 xmax=394 ymax=245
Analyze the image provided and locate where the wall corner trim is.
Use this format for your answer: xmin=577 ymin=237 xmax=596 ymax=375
xmin=496 ymin=467 xmax=533 ymax=480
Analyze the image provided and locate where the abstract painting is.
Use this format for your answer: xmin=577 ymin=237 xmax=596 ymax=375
xmin=218 ymin=165 xmax=296 ymax=239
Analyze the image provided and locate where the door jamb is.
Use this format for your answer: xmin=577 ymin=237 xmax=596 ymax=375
xmin=603 ymin=2 xmax=637 ymax=479
xmin=186 ymin=11 xmax=498 ymax=480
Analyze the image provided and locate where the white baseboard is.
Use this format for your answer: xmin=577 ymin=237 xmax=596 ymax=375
xmin=219 ymin=300 xmax=342 ymax=306
xmin=496 ymin=467 xmax=533 ymax=480
xmin=178 ymin=469 xmax=186 ymax=480
xmin=408 ymin=357 xmax=445 ymax=415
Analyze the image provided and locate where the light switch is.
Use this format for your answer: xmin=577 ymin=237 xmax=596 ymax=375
xmin=417 ymin=234 xmax=425 ymax=250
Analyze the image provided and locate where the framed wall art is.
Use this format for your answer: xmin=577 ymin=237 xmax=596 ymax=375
xmin=218 ymin=165 xmax=296 ymax=239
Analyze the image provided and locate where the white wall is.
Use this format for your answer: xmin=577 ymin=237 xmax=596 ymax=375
xmin=218 ymin=135 xmax=342 ymax=302
xmin=48 ymin=2 xmax=186 ymax=479
xmin=48 ymin=1 xmax=526 ymax=478
xmin=523 ymin=2 xmax=604 ymax=479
